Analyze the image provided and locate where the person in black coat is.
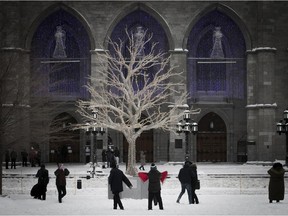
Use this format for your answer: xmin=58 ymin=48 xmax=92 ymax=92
xmin=54 ymin=163 xmax=70 ymax=203
xmin=108 ymin=162 xmax=132 ymax=210
xmin=268 ymin=162 xmax=288 ymax=203
xmin=191 ymin=163 xmax=199 ymax=204
xmin=10 ymin=149 xmax=17 ymax=169
xmin=147 ymin=163 xmax=163 ymax=210
xmin=176 ymin=161 xmax=195 ymax=204
xmin=5 ymin=150 xmax=10 ymax=169
xmin=36 ymin=164 xmax=49 ymax=200
xmin=102 ymin=149 xmax=107 ymax=168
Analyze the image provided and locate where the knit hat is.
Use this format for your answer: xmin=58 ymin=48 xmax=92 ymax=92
xmin=150 ymin=163 xmax=157 ymax=169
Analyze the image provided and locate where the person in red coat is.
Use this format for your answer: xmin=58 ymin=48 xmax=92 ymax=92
xmin=54 ymin=163 xmax=70 ymax=203
xmin=108 ymin=162 xmax=132 ymax=210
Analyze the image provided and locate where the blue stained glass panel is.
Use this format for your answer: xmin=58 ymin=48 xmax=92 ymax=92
xmin=187 ymin=10 xmax=246 ymax=99
xmin=109 ymin=10 xmax=169 ymax=93
xmin=31 ymin=9 xmax=90 ymax=98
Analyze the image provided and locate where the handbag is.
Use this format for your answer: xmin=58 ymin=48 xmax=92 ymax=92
xmin=195 ymin=180 xmax=200 ymax=190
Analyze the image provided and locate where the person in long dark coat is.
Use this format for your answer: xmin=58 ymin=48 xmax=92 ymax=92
xmin=21 ymin=149 xmax=28 ymax=167
xmin=10 ymin=149 xmax=17 ymax=169
xmin=176 ymin=161 xmax=194 ymax=204
xmin=5 ymin=150 xmax=10 ymax=169
xmin=54 ymin=163 xmax=70 ymax=203
xmin=108 ymin=162 xmax=132 ymax=210
xmin=268 ymin=162 xmax=288 ymax=203
xmin=191 ymin=163 xmax=199 ymax=204
xmin=102 ymin=149 xmax=107 ymax=168
xmin=147 ymin=163 xmax=164 ymax=210
xmin=36 ymin=164 xmax=49 ymax=200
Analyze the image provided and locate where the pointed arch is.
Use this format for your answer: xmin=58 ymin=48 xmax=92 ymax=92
xmin=186 ymin=4 xmax=248 ymax=101
xmin=29 ymin=5 xmax=92 ymax=99
xmin=104 ymin=2 xmax=174 ymax=50
xmin=25 ymin=3 xmax=95 ymax=50
xmin=49 ymin=112 xmax=80 ymax=163
xmin=183 ymin=3 xmax=251 ymax=50
xmin=197 ymin=112 xmax=227 ymax=162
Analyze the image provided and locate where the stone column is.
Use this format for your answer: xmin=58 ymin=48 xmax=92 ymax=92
xmin=168 ymin=48 xmax=190 ymax=161
xmin=246 ymin=48 xmax=277 ymax=161
xmin=90 ymin=49 xmax=108 ymax=151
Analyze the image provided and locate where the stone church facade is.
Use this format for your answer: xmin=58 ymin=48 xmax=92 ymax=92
xmin=1 ymin=1 xmax=287 ymax=164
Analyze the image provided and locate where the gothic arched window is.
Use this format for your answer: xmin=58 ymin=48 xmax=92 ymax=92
xmin=187 ymin=10 xmax=246 ymax=101
xmin=31 ymin=9 xmax=90 ymax=99
xmin=109 ymin=10 xmax=169 ymax=93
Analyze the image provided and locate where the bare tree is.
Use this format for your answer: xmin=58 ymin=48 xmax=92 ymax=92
xmin=76 ymin=29 xmax=200 ymax=176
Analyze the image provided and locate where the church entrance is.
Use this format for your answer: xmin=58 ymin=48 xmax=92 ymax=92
xmin=49 ymin=113 xmax=80 ymax=163
xmin=197 ymin=112 xmax=227 ymax=162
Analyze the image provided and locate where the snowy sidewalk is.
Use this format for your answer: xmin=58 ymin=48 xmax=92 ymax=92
xmin=1 ymin=162 xmax=288 ymax=215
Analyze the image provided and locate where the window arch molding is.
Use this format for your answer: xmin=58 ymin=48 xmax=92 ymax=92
xmin=185 ymin=4 xmax=248 ymax=100
xmin=182 ymin=3 xmax=251 ymax=51
xmin=25 ymin=3 xmax=95 ymax=51
xmin=104 ymin=2 xmax=174 ymax=50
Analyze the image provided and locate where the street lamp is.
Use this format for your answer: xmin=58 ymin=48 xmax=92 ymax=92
xmin=85 ymin=110 xmax=105 ymax=177
xmin=276 ymin=108 xmax=288 ymax=165
xmin=176 ymin=109 xmax=198 ymax=157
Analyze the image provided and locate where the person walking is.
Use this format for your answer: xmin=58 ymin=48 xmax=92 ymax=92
xmin=102 ymin=149 xmax=107 ymax=168
xmin=108 ymin=162 xmax=132 ymax=210
xmin=267 ymin=162 xmax=288 ymax=203
xmin=147 ymin=163 xmax=164 ymax=210
xmin=10 ymin=149 xmax=17 ymax=169
xmin=36 ymin=164 xmax=49 ymax=200
xmin=5 ymin=150 xmax=10 ymax=169
xmin=139 ymin=151 xmax=146 ymax=170
xmin=54 ymin=163 xmax=70 ymax=203
xmin=106 ymin=147 xmax=115 ymax=168
xmin=176 ymin=161 xmax=194 ymax=204
xmin=114 ymin=147 xmax=120 ymax=167
xmin=191 ymin=163 xmax=199 ymax=204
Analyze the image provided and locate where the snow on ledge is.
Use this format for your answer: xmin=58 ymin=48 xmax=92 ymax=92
xmin=246 ymin=103 xmax=277 ymax=109
xmin=170 ymin=48 xmax=188 ymax=53
xmin=247 ymin=47 xmax=277 ymax=52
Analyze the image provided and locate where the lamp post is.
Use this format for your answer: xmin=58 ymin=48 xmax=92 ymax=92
xmin=276 ymin=108 xmax=288 ymax=165
xmin=85 ymin=110 xmax=105 ymax=177
xmin=176 ymin=109 xmax=198 ymax=157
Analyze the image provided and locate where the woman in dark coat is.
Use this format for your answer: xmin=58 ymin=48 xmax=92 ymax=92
xmin=191 ymin=163 xmax=199 ymax=204
xmin=36 ymin=164 xmax=49 ymax=200
xmin=267 ymin=162 xmax=287 ymax=203
xmin=108 ymin=162 xmax=132 ymax=210
xmin=54 ymin=163 xmax=70 ymax=203
xmin=147 ymin=163 xmax=164 ymax=210
xmin=176 ymin=161 xmax=194 ymax=204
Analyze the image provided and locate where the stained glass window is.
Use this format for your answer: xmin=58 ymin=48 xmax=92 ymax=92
xmin=109 ymin=10 xmax=168 ymax=94
xmin=31 ymin=9 xmax=90 ymax=99
xmin=187 ymin=10 xmax=246 ymax=100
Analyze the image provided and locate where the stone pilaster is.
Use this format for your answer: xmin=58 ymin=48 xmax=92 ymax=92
xmin=168 ymin=49 xmax=190 ymax=161
xmin=246 ymin=48 xmax=277 ymax=161
xmin=90 ymin=49 xmax=108 ymax=149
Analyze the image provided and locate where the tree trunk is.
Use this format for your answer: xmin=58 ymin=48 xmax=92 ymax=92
xmin=126 ymin=139 xmax=138 ymax=176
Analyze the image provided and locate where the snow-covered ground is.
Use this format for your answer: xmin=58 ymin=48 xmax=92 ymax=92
xmin=1 ymin=162 xmax=288 ymax=215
